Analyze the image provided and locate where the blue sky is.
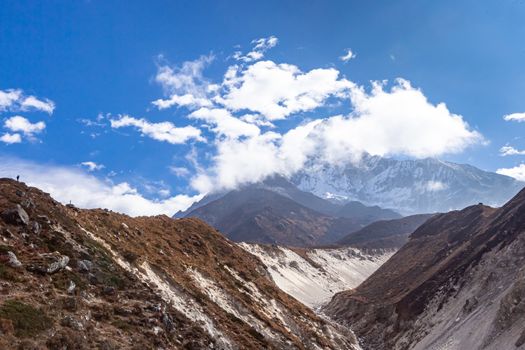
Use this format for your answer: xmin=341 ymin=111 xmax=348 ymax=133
xmin=1 ymin=0 xmax=525 ymax=215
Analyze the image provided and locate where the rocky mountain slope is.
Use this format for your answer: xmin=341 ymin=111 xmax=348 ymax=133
xmin=324 ymin=186 xmax=525 ymax=350
xmin=181 ymin=185 xmax=400 ymax=246
xmin=337 ymin=214 xmax=434 ymax=249
xmin=292 ymin=155 xmax=523 ymax=214
xmin=0 ymin=178 xmax=359 ymax=349
xmin=241 ymin=243 xmax=393 ymax=309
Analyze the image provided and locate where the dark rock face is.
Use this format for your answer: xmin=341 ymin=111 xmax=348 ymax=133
xmin=182 ymin=186 xmax=401 ymax=246
xmin=337 ymin=213 xmax=434 ymax=249
xmin=324 ymin=187 xmax=525 ymax=350
xmin=1 ymin=205 xmax=29 ymax=226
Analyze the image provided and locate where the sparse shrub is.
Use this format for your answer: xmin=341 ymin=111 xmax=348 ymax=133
xmin=0 ymin=264 xmax=19 ymax=282
xmin=122 ymin=250 xmax=138 ymax=264
xmin=46 ymin=328 xmax=87 ymax=350
xmin=0 ymin=300 xmax=51 ymax=337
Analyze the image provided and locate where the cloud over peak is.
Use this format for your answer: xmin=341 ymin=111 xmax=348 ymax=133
xmin=145 ymin=36 xmax=485 ymax=194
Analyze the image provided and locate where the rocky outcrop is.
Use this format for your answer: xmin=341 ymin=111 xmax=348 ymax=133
xmin=1 ymin=205 xmax=29 ymax=226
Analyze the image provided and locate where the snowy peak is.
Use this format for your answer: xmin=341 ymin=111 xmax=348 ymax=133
xmin=292 ymin=156 xmax=523 ymax=214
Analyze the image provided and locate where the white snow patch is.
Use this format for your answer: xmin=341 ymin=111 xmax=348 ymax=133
xmin=240 ymin=243 xmax=393 ymax=309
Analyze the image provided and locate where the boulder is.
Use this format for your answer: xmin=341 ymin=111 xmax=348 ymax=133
xmin=7 ymin=251 xmax=22 ymax=268
xmin=77 ymin=259 xmax=93 ymax=272
xmin=1 ymin=204 xmax=29 ymax=226
xmin=26 ymin=252 xmax=70 ymax=274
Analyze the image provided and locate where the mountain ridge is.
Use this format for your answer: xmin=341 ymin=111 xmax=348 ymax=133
xmin=323 ymin=184 xmax=525 ymax=350
xmin=0 ymin=178 xmax=359 ymax=349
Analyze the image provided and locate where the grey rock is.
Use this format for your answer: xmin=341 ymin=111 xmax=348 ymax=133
xmin=31 ymin=221 xmax=41 ymax=234
xmin=77 ymin=259 xmax=93 ymax=272
xmin=47 ymin=254 xmax=70 ymax=274
xmin=7 ymin=251 xmax=22 ymax=268
xmin=60 ymin=315 xmax=84 ymax=331
xmin=26 ymin=252 xmax=70 ymax=274
xmin=1 ymin=204 xmax=29 ymax=226
xmin=20 ymin=198 xmax=35 ymax=209
xmin=67 ymin=280 xmax=76 ymax=294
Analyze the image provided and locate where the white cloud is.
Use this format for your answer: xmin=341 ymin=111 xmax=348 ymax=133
xmin=190 ymin=79 xmax=483 ymax=193
xmin=0 ymin=157 xmax=202 ymax=216
xmin=81 ymin=161 xmax=105 ymax=171
xmin=4 ymin=115 xmax=46 ymax=136
xmin=500 ymin=145 xmax=525 ymax=156
xmin=153 ymin=55 xmax=215 ymax=110
xmin=189 ymin=108 xmax=260 ymax=139
xmin=0 ymin=133 xmax=21 ymax=144
xmin=218 ymin=60 xmax=354 ymax=120
xmin=233 ymin=36 xmax=278 ymax=63
xmin=340 ymin=49 xmax=356 ymax=62
xmin=503 ymin=112 xmax=525 ymax=122
xmin=169 ymin=166 xmax=191 ymax=177
xmin=153 ymin=93 xmax=212 ymax=110
xmin=0 ymin=89 xmax=22 ymax=111
xmin=310 ymin=79 xmax=483 ymax=161
xmin=0 ymin=89 xmax=55 ymax=114
xmin=21 ymin=96 xmax=55 ymax=114
xmin=496 ymin=164 xmax=525 ymax=181
xmin=110 ymin=115 xmax=204 ymax=144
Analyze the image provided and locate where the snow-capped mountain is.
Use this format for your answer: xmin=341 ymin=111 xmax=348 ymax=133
xmin=291 ymin=155 xmax=524 ymax=214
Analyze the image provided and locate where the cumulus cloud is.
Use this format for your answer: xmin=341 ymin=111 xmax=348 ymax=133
xmin=110 ymin=115 xmax=204 ymax=144
xmin=189 ymin=108 xmax=260 ymax=138
xmin=0 ymin=89 xmax=55 ymax=114
xmin=4 ymin=115 xmax=46 ymax=135
xmin=190 ymin=79 xmax=483 ymax=193
xmin=233 ymin=36 xmax=278 ymax=63
xmin=20 ymin=95 xmax=55 ymax=114
xmin=340 ymin=49 xmax=356 ymax=62
xmin=0 ymin=133 xmax=21 ymax=144
xmin=496 ymin=164 xmax=525 ymax=182
xmin=81 ymin=161 xmax=105 ymax=171
xmin=503 ymin=112 xmax=525 ymax=122
xmin=152 ymin=55 xmax=215 ymax=110
xmin=500 ymin=145 xmax=525 ymax=156
xmin=0 ymin=157 xmax=202 ymax=216
xmin=218 ymin=60 xmax=353 ymax=120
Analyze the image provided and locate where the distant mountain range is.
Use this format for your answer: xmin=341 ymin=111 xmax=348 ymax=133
xmin=292 ymin=155 xmax=524 ymax=214
xmin=176 ymin=177 xmax=401 ymax=246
